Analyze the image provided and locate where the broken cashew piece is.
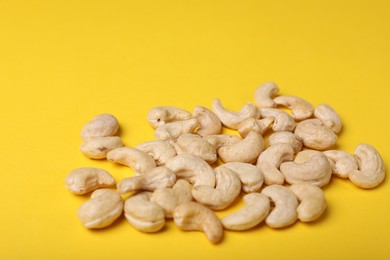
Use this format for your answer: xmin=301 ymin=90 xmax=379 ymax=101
xmin=274 ymin=95 xmax=314 ymax=121
xmin=323 ymin=150 xmax=358 ymax=178
xmin=154 ymin=118 xmax=198 ymax=143
xmin=193 ymin=106 xmax=222 ymax=136
xmin=65 ymin=167 xmax=115 ymax=195
xmin=80 ymin=136 xmax=123 ymax=159
xmin=294 ymin=119 xmax=337 ymax=150
xmin=106 ymin=147 xmax=156 ymax=175
xmin=147 ymin=106 xmax=192 ymax=128
xmin=268 ymin=131 xmax=302 ymax=154
xmin=254 ymin=82 xmax=279 ymax=108
xmin=259 ymin=108 xmax=296 ymax=132
xmin=237 ymin=117 xmax=274 ymax=138
xmin=174 ymin=134 xmax=217 ymax=164
xmin=314 ymin=104 xmax=342 ymax=134
xmin=80 ymin=114 xmax=119 ymax=138
xmin=136 ymin=140 xmax=176 ymax=166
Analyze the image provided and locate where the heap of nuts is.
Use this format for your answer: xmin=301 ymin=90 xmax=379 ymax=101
xmin=65 ymin=82 xmax=386 ymax=244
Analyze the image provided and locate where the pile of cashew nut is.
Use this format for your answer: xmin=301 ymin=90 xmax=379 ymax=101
xmin=66 ymin=82 xmax=386 ymax=244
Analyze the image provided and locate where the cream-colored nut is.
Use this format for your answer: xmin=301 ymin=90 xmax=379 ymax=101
xmin=203 ymin=134 xmax=242 ymax=150
xmin=193 ymin=106 xmax=222 ymax=136
xmin=256 ymin=143 xmax=294 ymax=185
xmin=323 ymin=150 xmax=358 ymax=178
xmin=80 ymin=114 xmax=119 ymax=138
xmin=274 ymin=95 xmax=314 ymax=121
xmin=154 ymin=118 xmax=198 ymax=143
xmin=261 ymin=185 xmax=298 ymax=228
xmin=124 ymin=192 xmax=165 ymax=232
xmin=294 ymin=119 xmax=337 ymax=150
xmin=254 ymin=82 xmax=279 ymax=108
xmin=221 ymin=193 xmax=270 ymax=231
xmin=280 ymin=150 xmax=332 ymax=187
xmin=136 ymin=140 xmax=176 ymax=166
xmin=259 ymin=108 xmax=296 ymax=132
xmin=106 ymin=147 xmax=156 ymax=175
xmin=218 ymin=131 xmax=265 ymax=164
xmin=289 ymin=183 xmax=327 ymax=222
xmin=65 ymin=167 xmax=115 ymax=194
xmin=218 ymin=162 xmax=264 ymax=193
xmin=237 ymin=117 xmax=274 ymax=138
xmin=268 ymin=131 xmax=302 ymax=153
xmin=192 ymin=167 xmax=241 ymax=210
xmin=80 ymin=136 xmax=123 ymax=159
xmin=164 ymin=154 xmax=216 ymax=187
xmin=117 ymin=166 xmax=176 ymax=194
xmin=151 ymin=179 xmax=193 ymax=218
xmin=211 ymin=98 xmax=259 ymax=129
xmin=314 ymin=104 xmax=342 ymax=134
xmin=77 ymin=189 xmax=123 ymax=229
xmin=174 ymin=134 xmax=217 ymax=164
xmin=349 ymin=144 xmax=385 ymax=188
xmin=173 ymin=201 xmax=224 ymax=244
xmin=147 ymin=106 xmax=192 ymax=128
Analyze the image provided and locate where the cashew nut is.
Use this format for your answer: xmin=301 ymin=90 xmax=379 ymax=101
xmin=254 ymin=82 xmax=279 ymax=108
xmin=349 ymin=144 xmax=385 ymax=188
xmin=136 ymin=140 xmax=176 ymax=166
xmin=261 ymin=185 xmax=298 ymax=228
xmin=77 ymin=189 xmax=123 ymax=229
xmin=268 ymin=131 xmax=302 ymax=153
xmin=80 ymin=114 xmax=119 ymax=138
xmin=173 ymin=201 xmax=224 ymax=244
xmin=147 ymin=106 xmax=192 ymax=128
xmin=65 ymin=167 xmax=115 ymax=194
xmin=294 ymin=119 xmax=337 ymax=150
xmin=314 ymin=104 xmax=342 ymax=134
xmin=106 ymin=147 xmax=156 ymax=175
xmin=80 ymin=136 xmax=123 ymax=159
xmin=237 ymin=117 xmax=274 ymax=138
xmin=323 ymin=150 xmax=358 ymax=178
xmin=259 ymin=108 xmax=296 ymax=132
xmin=221 ymin=193 xmax=270 ymax=231
xmin=274 ymin=95 xmax=314 ymax=121
xmin=203 ymin=134 xmax=242 ymax=150
xmin=193 ymin=106 xmax=222 ymax=136
xmin=154 ymin=118 xmax=198 ymax=143
xmin=174 ymin=134 xmax=217 ymax=164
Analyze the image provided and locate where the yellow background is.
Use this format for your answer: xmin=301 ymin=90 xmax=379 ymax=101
xmin=1 ymin=0 xmax=389 ymax=259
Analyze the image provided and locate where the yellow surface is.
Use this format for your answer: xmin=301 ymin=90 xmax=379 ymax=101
xmin=1 ymin=0 xmax=389 ymax=259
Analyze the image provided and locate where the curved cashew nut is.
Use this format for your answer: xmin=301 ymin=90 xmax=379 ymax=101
xmin=274 ymin=95 xmax=314 ymax=121
xmin=193 ymin=106 xmax=222 ymax=136
xmin=314 ymin=104 xmax=342 ymax=134
xmin=136 ymin=140 xmax=176 ymax=166
xmin=203 ymin=134 xmax=242 ymax=150
xmin=65 ymin=167 xmax=115 ymax=194
xmin=80 ymin=136 xmax=123 ymax=159
xmin=268 ymin=131 xmax=302 ymax=154
xmin=192 ymin=167 xmax=241 ymax=210
xmin=294 ymin=119 xmax=337 ymax=150
xmin=221 ymin=193 xmax=270 ymax=231
xmin=256 ymin=143 xmax=294 ymax=185
xmin=237 ymin=117 xmax=274 ymax=138
xmin=280 ymin=150 xmax=332 ymax=187
xmin=259 ymin=108 xmax=296 ymax=132
xmin=80 ymin=114 xmax=119 ymax=138
xmin=218 ymin=131 xmax=265 ymax=164
xmin=106 ymin=147 xmax=156 ymax=175
xmin=254 ymin=82 xmax=279 ymax=108
xmin=154 ymin=118 xmax=198 ymax=143
xmin=261 ymin=185 xmax=298 ymax=228
xmin=173 ymin=201 xmax=224 ymax=244
xmin=174 ymin=134 xmax=217 ymax=164
xmin=164 ymin=154 xmax=215 ymax=187
xmin=323 ymin=150 xmax=358 ymax=178
xmin=289 ymin=183 xmax=327 ymax=222
xmin=349 ymin=144 xmax=385 ymax=188
xmin=147 ymin=106 xmax=192 ymax=128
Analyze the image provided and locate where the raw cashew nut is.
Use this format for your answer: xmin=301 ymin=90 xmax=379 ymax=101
xmin=117 ymin=167 xmax=176 ymax=194
xmin=314 ymin=104 xmax=342 ymax=134
xmin=256 ymin=143 xmax=295 ymax=185
xmin=280 ymin=150 xmax=332 ymax=187
xmin=124 ymin=192 xmax=165 ymax=232
xmin=323 ymin=150 xmax=358 ymax=178
xmin=268 ymin=131 xmax=302 ymax=153
xmin=290 ymin=183 xmax=327 ymax=222
xmin=218 ymin=131 xmax=265 ymax=164
xmin=136 ymin=140 xmax=176 ymax=166
xmin=261 ymin=185 xmax=298 ymax=228
xmin=174 ymin=134 xmax=217 ymax=164
xmin=154 ymin=118 xmax=198 ymax=143
xmin=173 ymin=201 xmax=224 ymax=244
xmin=274 ymin=95 xmax=314 ymax=121
xmin=349 ymin=144 xmax=385 ymax=188
xmin=237 ymin=117 xmax=274 ymax=138
xmin=65 ymin=167 xmax=115 ymax=194
xmin=193 ymin=106 xmax=222 ymax=136
xmin=259 ymin=108 xmax=296 ymax=132
xmin=164 ymin=154 xmax=215 ymax=187
xmin=80 ymin=114 xmax=119 ymax=138
xmin=221 ymin=193 xmax=270 ymax=231
xmin=80 ymin=136 xmax=123 ymax=159
xmin=147 ymin=106 xmax=192 ymax=128
xmin=294 ymin=119 xmax=337 ymax=150
xmin=192 ymin=167 xmax=241 ymax=210
xmin=77 ymin=189 xmax=123 ymax=229
xmin=254 ymin=82 xmax=279 ymax=108
xmin=203 ymin=134 xmax=242 ymax=150
xmin=106 ymin=147 xmax=156 ymax=175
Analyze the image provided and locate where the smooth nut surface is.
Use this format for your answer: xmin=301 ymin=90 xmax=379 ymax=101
xmin=174 ymin=134 xmax=217 ymax=164
xmin=254 ymin=82 xmax=279 ymax=108
xmin=268 ymin=131 xmax=302 ymax=154
xmin=314 ymin=104 xmax=342 ymax=134
xmin=193 ymin=106 xmax=222 ymax=136
xmin=154 ymin=118 xmax=198 ymax=143
xmin=65 ymin=167 xmax=115 ymax=194
xmin=259 ymin=108 xmax=296 ymax=132
xmin=136 ymin=140 xmax=177 ymax=166
xmin=294 ymin=119 xmax=337 ymax=150
xmin=323 ymin=150 xmax=358 ymax=178
xmin=80 ymin=114 xmax=119 ymax=138
xmin=274 ymin=95 xmax=314 ymax=121
xmin=106 ymin=147 xmax=156 ymax=174
xmin=80 ymin=136 xmax=123 ymax=159
xmin=147 ymin=106 xmax=192 ymax=128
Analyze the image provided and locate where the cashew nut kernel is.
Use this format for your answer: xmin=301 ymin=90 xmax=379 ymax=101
xmin=65 ymin=167 xmax=115 ymax=194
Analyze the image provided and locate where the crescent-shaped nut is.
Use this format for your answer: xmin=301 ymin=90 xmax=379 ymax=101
xmin=323 ymin=150 xmax=358 ymax=178
xmin=80 ymin=114 xmax=119 ymax=138
xmin=193 ymin=106 xmax=222 ymax=136
xmin=218 ymin=131 xmax=265 ymax=164
xmin=280 ymin=150 xmax=333 ymax=187
xmin=289 ymin=183 xmax=327 ymax=222
xmin=80 ymin=136 xmax=123 ymax=159
xmin=203 ymin=134 xmax=242 ymax=150
xmin=136 ymin=140 xmax=177 ymax=166
xmin=221 ymin=193 xmax=270 ymax=231
xmin=77 ymin=189 xmax=123 ymax=229
xmin=294 ymin=119 xmax=337 ymax=150
xmin=349 ymin=144 xmax=385 ymax=188
xmin=261 ymin=185 xmax=298 ymax=228
xmin=237 ymin=117 xmax=274 ymax=138
xmin=173 ymin=201 xmax=224 ymax=244
xmin=147 ymin=106 xmax=192 ymax=128
xmin=274 ymin=95 xmax=314 ymax=121
xmin=154 ymin=118 xmax=198 ymax=143
xmin=106 ymin=147 xmax=156 ymax=175
xmin=65 ymin=167 xmax=115 ymax=195
xmin=268 ymin=131 xmax=302 ymax=154
xmin=314 ymin=104 xmax=342 ymax=134
xmin=174 ymin=134 xmax=217 ymax=164
xmin=192 ymin=167 xmax=241 ymax=210
xmin=254 ymin=82 xmax=279 ymax=108
xmin=259 ymin=108 xmax=296 ymax=132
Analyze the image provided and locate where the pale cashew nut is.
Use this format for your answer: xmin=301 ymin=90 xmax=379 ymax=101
xmin=106 ymin=147 xmax=156 ymax=175
xmin=65 ymin=167 xmax=115 ymax=194
xmin=147 ymin=106 xmax=192 ymax=128
xmin=136 ymin=140 xmax=176 ymax=166
xmin=349 ymin=144 xmax=385 ymax=188
xmin=237 ymin=117 xmax=274 ymax=138
xmin=203 ymin=134 xmax=242 ymax=150
xmin=259 ymin=108 xmax=296 ymax=132
xmin=154 ymin=118 xmax=198 ymax=143
xmin=274 ymin=95 xmax=314 ymax=121
xmin=280 ymin=150 xmax=332 ymax=187
xmin=173 ymin=201 xmax=224 ymax=244
xmin=254 ymin=82 xmax=279 ymax=108
xmin=174 ymin=134 xmax=217 ymax=164
xmin=193 ymin=106 xmax=222 ymax=136
xmin=221 ymin=193 xmax=270 ymax=231
xmin=80 ymin=136 xmax=123 ymax=159
xmin=192 ymin=167 xmax=241 ymax=210
xmin=289 ymin=183 xmax=327 ymax=222
xmin=323 ymin=150 xmax=358 ymax=178
xmin=261 ymin=185 xmax=298 ymax=228
xmin=256 ymin=143 xmax=294 ymax=185
xmin=80 ymin=114 xmax=119 ymax=138
xmin=294 ymin=119 xmax=337 ymax=150
xmin=314 ymin=104 xmax=342 ymax=134
xmin=77 ymin=189 xmax=123 ymax=229
xmin=268 ymin=131 xmax=302 ymax=153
